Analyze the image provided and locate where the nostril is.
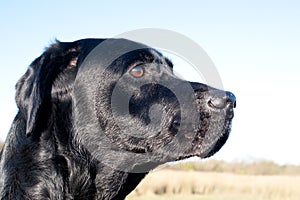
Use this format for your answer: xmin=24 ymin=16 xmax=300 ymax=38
xmin=208 ymin=96 xmax=227 ymax=109
xmin=208 ymin=91 xmax=236 ymax=109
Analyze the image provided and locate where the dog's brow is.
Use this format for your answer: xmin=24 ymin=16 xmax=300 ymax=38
xmin=151 ymin=49 xmax=173 ymax=68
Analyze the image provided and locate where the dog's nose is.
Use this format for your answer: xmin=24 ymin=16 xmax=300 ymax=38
xmin=208 ymin=91 xmax=236 ymax=109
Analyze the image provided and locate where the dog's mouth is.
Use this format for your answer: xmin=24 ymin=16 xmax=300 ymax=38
xmin=169 ymin=105 xmax=235 ymax=161
xmin=194 ymin=111 xmax=233 ymax=159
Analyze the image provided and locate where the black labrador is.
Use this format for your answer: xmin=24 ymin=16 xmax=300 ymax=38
xmin=0 ymin=38 xmax=236 ymax=199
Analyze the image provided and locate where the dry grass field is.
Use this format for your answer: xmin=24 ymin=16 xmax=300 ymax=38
xmin=126 ymin=169 xmax=300 ymax=200
xmin=1 ymin=142 xmax=299 ymax=200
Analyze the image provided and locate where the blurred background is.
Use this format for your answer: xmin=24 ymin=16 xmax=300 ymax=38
xmin=1 ymin=1 xmax=299 ymax=199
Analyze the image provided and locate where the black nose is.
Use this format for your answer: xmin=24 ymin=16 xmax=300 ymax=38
xmin=208 ymin=91 xmax=236 ymax=109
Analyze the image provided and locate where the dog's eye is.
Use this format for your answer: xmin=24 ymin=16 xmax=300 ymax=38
xmin=130 ymin=66 xmax=144 ymax=78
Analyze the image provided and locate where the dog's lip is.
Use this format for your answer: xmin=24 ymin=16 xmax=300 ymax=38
xmin=226 ymin=109 xmax=234 ymax=120
xmin=227 ymin=98 xmax=236 ymax=119
xmin=176 ymin=113 xmax=233 ymax=160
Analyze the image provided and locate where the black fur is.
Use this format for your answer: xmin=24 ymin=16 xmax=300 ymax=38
xmin=0 ymin=38 xmax=235 ymax=199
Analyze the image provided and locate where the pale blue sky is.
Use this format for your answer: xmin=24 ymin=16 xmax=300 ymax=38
xmin=1 ymin=0 xmax=300 ymax=164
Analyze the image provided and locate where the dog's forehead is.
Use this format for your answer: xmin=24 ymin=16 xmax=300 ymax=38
xmin=127 ymin=48 xmax=170 ymax=64
xmin=76 ymin=39 xmax=173 ymax=73
xmin=151 ymin=49 xmax=173 ymax=67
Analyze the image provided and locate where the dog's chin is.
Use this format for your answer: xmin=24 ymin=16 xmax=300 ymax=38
xmin=174 ymin=116 xmax=233 ymax=161
xmin=199 ymin=126 xmax=231 ymax=158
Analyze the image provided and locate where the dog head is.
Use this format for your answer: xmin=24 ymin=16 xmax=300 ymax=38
xmin=16 ymin=38 xmax=235 ymax=172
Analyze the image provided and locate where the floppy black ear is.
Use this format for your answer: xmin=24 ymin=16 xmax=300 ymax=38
xmin=15 ymin=41 xmax=79 ymax=138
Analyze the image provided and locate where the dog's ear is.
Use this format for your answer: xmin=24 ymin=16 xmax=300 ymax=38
xmin=15 ymin=41 xmax=79 ymax=138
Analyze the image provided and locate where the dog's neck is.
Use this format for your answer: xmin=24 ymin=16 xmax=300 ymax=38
xmin=67 ymin=140 xmax=149 ymax=199
xmin=94 ymin=167 xmax=147 ymax=199
xmin=50 ymin=100 xmax=148 ymax=199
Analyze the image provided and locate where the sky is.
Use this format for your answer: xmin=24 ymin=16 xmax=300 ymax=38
xmin=0 ymin=0 xmax=300 ymax=165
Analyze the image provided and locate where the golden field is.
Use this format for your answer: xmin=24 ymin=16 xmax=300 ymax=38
xmin=126 ymin=169 xmax=300 ymax=200
xmin=1 ymin=143 xmax=299 ymax=200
